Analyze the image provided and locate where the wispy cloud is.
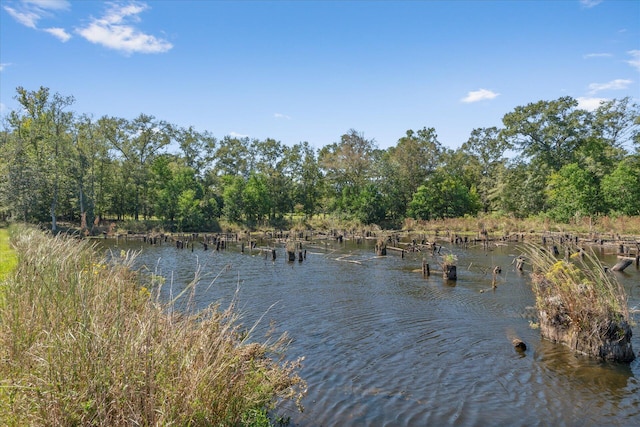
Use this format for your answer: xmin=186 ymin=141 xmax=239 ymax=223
xmin=44 ymin=27 xmax=71 ymax=42
xmin=274 ymin=113 xmax=291 ymax=120
xmin=579 ymin=0 xmax=603 ymax=8
xmin=0 ymin=102 xmax=6 ymax=114
xmin=577 ymin=97 xmax=607 ymax=111
xmin=588 ymin=78 xmax=633 ymax=94
xmin=76 ymin=2 xmax=172 ymax=55
xmin=0 ymin=63 xmax=12 ymax=72
xmin=626 ymin=50 xmax=640 ymax=72
xmin=461 ymin=88 xmax=499 ymax=103
xmin=583 ymin=52 xmax=612 ymax=59
xmin=3 ymin=0 xmax=70 ymax=29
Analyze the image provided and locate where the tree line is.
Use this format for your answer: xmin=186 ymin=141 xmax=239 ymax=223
xmin=1 ymin=86 xmax=638 ymax=232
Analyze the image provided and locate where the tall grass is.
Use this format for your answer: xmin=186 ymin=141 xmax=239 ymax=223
xmin=525 ymin=243 xmax=635 ymax=362
xmin=0 ymin=226 xmax=306 ymax=426
xmin=0 ymin=227 xmax=18 ymax=280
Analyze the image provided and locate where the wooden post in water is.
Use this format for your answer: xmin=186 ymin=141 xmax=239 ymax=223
xmin=422 ymin=259 xmax=430 ymax=277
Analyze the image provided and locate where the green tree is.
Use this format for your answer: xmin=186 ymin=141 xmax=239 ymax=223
xmin=288 ymin=141 xmax=324 ymax=218
xmin=546 ymin=163 xmax=602 ymax=222
xmin=221 ymin=175 xmax=245 ymax=223
xmin=213 ymin=136 xmax=254 ymax=178
xmin=382 ymin=127 xmax=443 ymax=220
xmin=254 ymin=138 xmax=291 ymax=221
xmin=177 ymin=189 xmax=204 ymax=231
xmin=102 ymin=114 xmax=172 ymax=220
xmin=243 ymin=173 xmax=271 ymax=224
xmin=501 ymin=97 xmax=589 ymax=171
xmin=5 ymin=87 xmax=75 ymax=230
xmin=319 ymin=129 xmax=376 ymax=216
xmin=460 ymin=127 xmax=509 ymax=213
xmin=408 ymin=168 xmax=480 ymax=220
xmin=601 ymin=156 xmax=640 ymax=216
xmin=175 ymin=126 xmax=217 ymax=174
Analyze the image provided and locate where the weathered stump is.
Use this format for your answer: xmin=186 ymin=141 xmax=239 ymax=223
xmin=538 ymin=309 xmax=635 ymax=362
xmin=375 ymin=239 xmax=387 ymax=256
xmin=512 ymin=339 xmax=527 ymax=352
xmin=443 ymin=265 xmax=457 ymax=280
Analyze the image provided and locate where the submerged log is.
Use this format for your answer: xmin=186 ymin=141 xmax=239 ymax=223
xmin=611 ymin=257 xmax=635 ymax=272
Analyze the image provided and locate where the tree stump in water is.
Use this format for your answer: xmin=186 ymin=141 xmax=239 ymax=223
xmin=443 ymin=265 xmax=457 ymax=280
xmin=528 ymin=245 xmax=635 ymax=363
xmin=286 ymin=241 xmax=297 ymax=262
xmin=538 ymin=308 xmax=635 ymax=362
xmin=375 ymin=239 xmax=387 ymax=256
xmin=512 ymin=338 xmax=527 ymax=351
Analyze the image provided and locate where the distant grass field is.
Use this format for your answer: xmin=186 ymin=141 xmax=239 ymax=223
xmin=0 ymin=227 xmax=18 ymax=280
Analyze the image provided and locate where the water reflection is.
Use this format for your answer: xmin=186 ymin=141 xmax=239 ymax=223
xmin=98 ymin=238 xmax=640 ymax=426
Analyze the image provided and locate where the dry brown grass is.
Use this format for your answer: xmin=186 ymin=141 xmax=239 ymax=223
xmin=0 ymin=226 xmax=306 ymax=426
xmin=403 ymin=215 xmax=640 ymax=240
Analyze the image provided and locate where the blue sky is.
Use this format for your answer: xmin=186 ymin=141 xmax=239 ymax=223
xmin=1 ymin=0 xmax=639 ymax=150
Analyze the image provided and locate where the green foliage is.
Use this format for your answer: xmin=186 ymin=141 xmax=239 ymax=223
xmin=0 ymin=86 xmax=638 ymax=229
xmin=601 ymin=155 xmax=640 ymax=216
xmin=546 ymin=163 xmax=603 ymax=222
xmin=408 ymin=169 xmax=480 ymax=220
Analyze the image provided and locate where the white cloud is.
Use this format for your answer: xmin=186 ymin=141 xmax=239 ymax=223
xmin=580 ymin=0 xmax=602 ymax=8
xmin=3 ymin=5 xmax=40 ymax=28
xmin=588 ymin=79 xmax=633 ymax=94
xmin=583 ymin=52 xmax=612 ymax=59
xmin=229 ymin=131 xmax=249 ymax=138
xmin=76 ymin=2 xmax=172 ymax=54
xmin=3 ymin=0 xmax=71 ymax=41
xmin=44 ymin=27 xmax=71 ymax=42
xmin=0 ymin=102 xmax=6 ymax=114
xmin=577 ymin=97 xmax=607 ymax=111
xmin=3 ymin=0 xmax=69 ymax=28
xmin=0 ymin=63 xmax=11 ymax=72
xmin=461 ymin=88 xmax=499 ymax=103
xmin=23 ymin=0 xmax=70 ymax=11
xmin=274 ymin=113 xmax=291 ymax=120
xmin=626 ymin=50 xmax=640 ymax=72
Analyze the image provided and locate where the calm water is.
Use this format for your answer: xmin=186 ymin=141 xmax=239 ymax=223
xmin=100 ymin=237 xmax=640 ymax=426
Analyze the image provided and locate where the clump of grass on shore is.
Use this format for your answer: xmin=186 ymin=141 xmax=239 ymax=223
xmin=525 ymin=243 xmax=635 ymax=362
xmin=0 ymin=225 xmax=306 ymax=426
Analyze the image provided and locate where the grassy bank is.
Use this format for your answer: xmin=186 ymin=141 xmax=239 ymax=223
xmin=0 ymin=226 xmax=18 ymax=280
xmin=0 ymin=226 xmax=305 ymax=426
